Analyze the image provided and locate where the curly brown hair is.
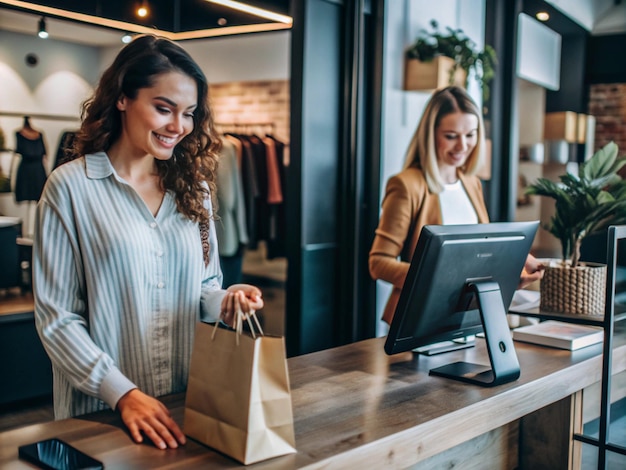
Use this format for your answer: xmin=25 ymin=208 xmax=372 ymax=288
xmin=71 ymin=34 xmax=220 ymax=223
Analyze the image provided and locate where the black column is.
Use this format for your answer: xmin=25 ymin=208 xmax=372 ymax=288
xmin=287 ymin=0 xmax=382 ymax=356
xmin=485 ymin=0 xmax=522 ymax=221
xmin=337 ymin=0 xmax=383 ymax=344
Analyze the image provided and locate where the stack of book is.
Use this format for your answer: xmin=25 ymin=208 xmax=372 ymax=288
xmin=512 ymin=320 xmax=604 ymax=351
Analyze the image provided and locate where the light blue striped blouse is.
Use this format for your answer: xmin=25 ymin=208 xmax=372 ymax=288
xmin=33 ymin=152 xmax=226 ymax=419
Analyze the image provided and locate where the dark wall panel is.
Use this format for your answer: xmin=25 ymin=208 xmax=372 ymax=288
xmin=287 ymin=0 xmax=382 ymax=355
xmin=300 ymin=246 xmax=337 ymax=353
xmin=587 ymin=34 xmax=626 ymax=84
xmin=0 ymin=313 xmax=52 ymax=405
xmin=301 ymin=2 xmax=341 ymax=245
xmin=546 ymin=34 xmax=587 ymax=113
xmin=287 ymin=0 xmax=343 ymax=356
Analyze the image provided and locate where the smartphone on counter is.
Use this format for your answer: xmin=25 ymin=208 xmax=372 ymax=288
xmin=18 ymin=438 xmax=103 ymax=470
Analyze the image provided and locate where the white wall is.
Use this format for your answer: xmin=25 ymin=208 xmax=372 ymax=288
xmin=100 ymin=31 xmax=291 ymax=85
xmin=376 ymin=0 xmax=486 ymax=335
xmin=184 ymin=32 xmax=291 ymax=84
xmin=0 ymin=30 xmax=101 ymax=232
xmin=545 ymin=0 xmax=601 ymax=32
xmin=545 ymin=0 xmax=626 ymax=35
xmin=518 ymin=79 xmax=546 ymax=147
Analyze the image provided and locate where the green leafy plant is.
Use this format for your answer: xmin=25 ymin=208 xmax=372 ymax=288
xmin=406 ymin=20 xmax=497 ymax=101
xmin=526 ymin=141 xmax=626 ymax=267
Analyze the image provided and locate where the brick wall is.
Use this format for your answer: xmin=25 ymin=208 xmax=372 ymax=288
xmin=209 ymin=80 xmax=290 ymax=146
xmin=588 ymin=83 xmax=626 ymax=154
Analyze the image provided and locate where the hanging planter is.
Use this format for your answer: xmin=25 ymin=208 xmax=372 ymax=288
xmin=404 ymin=20 xmax=497 ymax=100
xmin=404 ymin=56 xmax=466 ymax=91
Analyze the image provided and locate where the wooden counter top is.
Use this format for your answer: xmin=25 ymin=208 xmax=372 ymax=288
xmin=2 ymin=324 xmax=625 ymax=469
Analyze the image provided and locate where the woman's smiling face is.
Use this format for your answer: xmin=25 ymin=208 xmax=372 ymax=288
xmin=435 ymin=111 xmax=479 ymax=174
xmin=116 ymin=70 xmax=198 ymax=161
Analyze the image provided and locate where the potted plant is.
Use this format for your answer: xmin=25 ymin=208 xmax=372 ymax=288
xmin=526 ymin=141 xmax=626 ymax=315
xmin=404 ymin=20 xmax=497 ymax=101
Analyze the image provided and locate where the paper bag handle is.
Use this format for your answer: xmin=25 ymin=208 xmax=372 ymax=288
xmin=212 ymin=308 xmax=264 ymax=345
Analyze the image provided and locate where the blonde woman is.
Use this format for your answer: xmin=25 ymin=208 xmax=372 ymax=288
xmin=369 ymin=86 xmax=542 ymax=325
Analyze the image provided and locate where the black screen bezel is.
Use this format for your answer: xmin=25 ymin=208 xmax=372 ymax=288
xmin=384 ymin=221 xmax=539 ymax=355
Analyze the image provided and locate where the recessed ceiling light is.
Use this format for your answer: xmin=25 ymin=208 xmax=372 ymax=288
xmin=217 ymin=17 xmax=227 ymax=26
xmin=536 ymin=11 xmax=550 ymax=21
xmin=121 ymin=33 xmax=133 ymax=43
xmin=137 ymin=1 xmax=149 ymax=18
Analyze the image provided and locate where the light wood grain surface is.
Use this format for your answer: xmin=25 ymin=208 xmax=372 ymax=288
xmin=1 ymin=323 xmax=625 ymax=469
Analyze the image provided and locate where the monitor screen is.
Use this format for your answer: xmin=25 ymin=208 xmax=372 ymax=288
xmin=384 ymin=221 xmax=539 ymax=386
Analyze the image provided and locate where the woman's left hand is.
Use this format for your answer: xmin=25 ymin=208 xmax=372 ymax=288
xmin=221 ymin=284 xmax=264 ymax=327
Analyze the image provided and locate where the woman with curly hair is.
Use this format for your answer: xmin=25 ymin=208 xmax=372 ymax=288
xmin=33 ymin=35 xmax=263 ymax=450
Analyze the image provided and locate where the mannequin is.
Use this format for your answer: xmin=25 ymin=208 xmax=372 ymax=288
xmin=14 ymin=116 xmax=47 ymax=236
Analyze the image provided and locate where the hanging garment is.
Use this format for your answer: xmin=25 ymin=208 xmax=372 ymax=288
xmin=223 ymin=132 xmax=288 ymax=259
xmin=226 ymin=134 xmax=260 ymax=250
xmin=15 ymin=131 xmax=47 ymax=202
xmin=216 ymin=138 xmax=249 ymax=287
xmin=247 ymin=134 xmax=270 ymax=244
xmin=54 ymin=130 xmax=78 ymax=169
xmin=264 ymin=134 xmax=287 ymax=259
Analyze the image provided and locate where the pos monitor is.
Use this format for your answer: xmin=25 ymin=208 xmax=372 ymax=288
xmin=384 ymin=221 xmax=539 ymax=387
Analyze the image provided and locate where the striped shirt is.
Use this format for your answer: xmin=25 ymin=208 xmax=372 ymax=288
xmin=33 ymin=152 xmax=226 ymax=419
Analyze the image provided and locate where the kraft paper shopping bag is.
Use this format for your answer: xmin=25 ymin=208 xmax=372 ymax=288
xmin=184 ymin=318 xmax=296 ymax=465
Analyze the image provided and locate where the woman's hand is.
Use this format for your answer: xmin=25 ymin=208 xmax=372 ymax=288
xmin=221 ymin=284 xmax=264 ymax=327
xmin=519 ymin=254 xmax=545 ymax=289
xmin=117 ymin=389 xmax=186 ymax=450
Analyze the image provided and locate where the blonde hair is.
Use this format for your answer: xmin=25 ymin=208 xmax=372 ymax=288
xmin=403 ymin=86 xmax=486 ymax=193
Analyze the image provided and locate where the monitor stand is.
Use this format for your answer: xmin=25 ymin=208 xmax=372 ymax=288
xmin=429 ymin=280 xmax=520 ymax=387
xmin=413 ymin=336 xmax=476 ymax=356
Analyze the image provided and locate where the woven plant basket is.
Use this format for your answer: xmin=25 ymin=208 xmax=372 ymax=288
xmin=540 ymin=260 xmax=606 ymax=316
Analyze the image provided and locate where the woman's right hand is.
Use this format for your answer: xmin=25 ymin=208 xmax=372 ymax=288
xmin=519 ymin=254 xmax=545 ymax=289
xmin=221 ymin=284 xmax=264 ymax=327
xmin=116 ymin=389 xmax=186 ymax=450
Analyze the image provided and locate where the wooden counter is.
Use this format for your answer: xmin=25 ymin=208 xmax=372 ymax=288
xmin=2 ymin=324 xmax=625 ymax=469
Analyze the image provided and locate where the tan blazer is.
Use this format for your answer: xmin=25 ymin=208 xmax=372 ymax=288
xmin=369 ymin=167 xmax=489 ymax=324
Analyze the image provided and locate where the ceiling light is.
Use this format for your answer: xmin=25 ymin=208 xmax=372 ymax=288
xmin=217 ymin=17 xmax=227 ymax=26
xmin=121 ymin=33 xmax=133 ymax=44
xmin=37 ymin=16 xmax=48 ymax=38
xmin=206 ymin=0 xmax=292 ymax=24
xmin=0 ymin=0 xmax=292 ymax=40
xmin=137 ymin=1 xmax=149 ymax=18
xmin=536 ymin=11 xmax=550 ymax=21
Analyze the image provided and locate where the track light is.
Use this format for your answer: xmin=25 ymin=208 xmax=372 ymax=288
xmin=38 ymin=16 xmax=48 ymax=39
xmin=206 ymin=0 xmax=293 ymax=24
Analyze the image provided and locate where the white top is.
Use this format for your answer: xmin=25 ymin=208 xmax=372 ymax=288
xmin=439 ymin=180 xmax=478 ymax=225
xmin=33 ymin=152 xmax=226 ymax=419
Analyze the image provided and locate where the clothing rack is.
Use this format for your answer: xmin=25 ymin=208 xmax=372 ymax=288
xmin=0 ymin=111 xmax=80 ymax=122
xmin=214 ymin=121 xmax=275 ymax=134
